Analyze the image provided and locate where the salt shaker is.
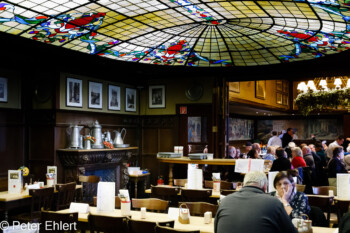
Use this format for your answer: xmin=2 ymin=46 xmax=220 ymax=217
xmin=141 ymin=207 xmax=146 ymax=219
xmin=204 ymin=211 xmax=212 ymax=224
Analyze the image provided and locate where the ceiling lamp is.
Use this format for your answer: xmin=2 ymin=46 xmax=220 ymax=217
xmin=334 ymin=78 xmax=342 ymax=89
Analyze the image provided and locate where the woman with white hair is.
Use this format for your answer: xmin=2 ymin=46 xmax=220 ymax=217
xmin=285 ymin=142 xmax=296 ymax=159
xmin=291 ymin=147 xmax=306 ymax=169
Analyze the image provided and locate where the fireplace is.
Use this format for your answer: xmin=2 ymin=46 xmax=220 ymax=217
xmin=57 ymin=148 xmax=137 ymax=195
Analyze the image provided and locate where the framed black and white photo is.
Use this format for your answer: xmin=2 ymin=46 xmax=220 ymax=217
xmin=108 ymin=84 xmax=120 ymax=111
xmin=88 ymin=81 xmax=103 ymax=109
xmin=66 ymin=77 xmax=82 ymax=107
xmin=149 ymin=85 xmax=165 ymax=108
xmin=0 ymin=77 xmax=8 ymax=103
xmin=125 ymin=88 xmax=136 ymax=112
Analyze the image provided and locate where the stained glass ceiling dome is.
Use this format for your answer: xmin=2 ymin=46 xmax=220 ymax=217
xmin=1 ymin=0 xmax=350 ymax=67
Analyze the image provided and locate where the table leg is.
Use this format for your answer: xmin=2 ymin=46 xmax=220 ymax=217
xmin=134 ymin=178 xmax=138 ymax=198
xmin=168 ymin=163 xmax=174 ymax=186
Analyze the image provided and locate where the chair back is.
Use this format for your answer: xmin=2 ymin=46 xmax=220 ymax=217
xmin=296 ymin=184 xmax=306 ymax=193
xmin=335 ymin=199 xmax=350 ymax=224
xmin=220 ymin=181 xmax=233 ymax=190
xmin=204 ymin=180 xmax=213 ymax=189
xmin=40 ymin=210 xmax=78 ymax=233
xmin=174 ymin=179 xmax=187 ymax=187
xmin=312 ymin=186 xmax=337 ymax=196
xmin=29 ymin=187 xmax=54 ymax=214
xmin=178 ymin=202 xmax=218 ymax=216
xmin=55 ymin=182 xmax=76 ymax=210
xmin=220 ymin=190 xmax=235 ymax=196
xmin=181 ymin=189 xmax=212 ymax=202
xmin=127 ymin=218 xmax=174 ymax=233
xmin=79 ymin=175 xmax=100 ymax=204
xmin=155 ymin=225 xmax=199 ymax=233
xmin=88 ymin=215 xmax=126 ymax=233
xmin=307 ymin=195 xmax=333 ymax=225
xmin=151 ymin=186 xmax=180 ymax=207
xmin=93 ymin=196 xmax=121 ymax=209
xmin=132 ymin=198 xmax=169 ymax=213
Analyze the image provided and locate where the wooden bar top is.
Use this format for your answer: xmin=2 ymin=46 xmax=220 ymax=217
xmin=57 ymin=147 xmax=138 ymax=152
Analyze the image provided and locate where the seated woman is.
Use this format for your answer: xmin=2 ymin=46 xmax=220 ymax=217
xmin=328 ymin=146 xmax=348 ymax=178
xmin=247 ymin=149 xmax=260 ymax=159
xmin=291 ymin=147 xmax=306 ymax=169
xmin=272 ymin=170 xmax=311 ymax=218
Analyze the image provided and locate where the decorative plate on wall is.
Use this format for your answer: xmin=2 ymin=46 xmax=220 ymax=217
xmin=185 ymin=83 xmax=204 ymax=101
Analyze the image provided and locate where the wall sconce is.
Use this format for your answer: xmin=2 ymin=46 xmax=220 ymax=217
xmin=334 ymin=78 xmax=342 ymax=89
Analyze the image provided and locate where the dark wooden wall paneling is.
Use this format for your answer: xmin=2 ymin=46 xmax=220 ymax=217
xmin=0 ymin=109 xmax=25 ymax=191
xmin=141 ymin=116 xmax=179 ymax=185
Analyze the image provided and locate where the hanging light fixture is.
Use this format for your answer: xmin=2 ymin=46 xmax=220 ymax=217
xmin=297 ymin=82 xmax=308 ymax=93
xmin=334 ymin=78 xmax=342 ymax=89
xmin=307 ymin=80 xmax=317 ymax=91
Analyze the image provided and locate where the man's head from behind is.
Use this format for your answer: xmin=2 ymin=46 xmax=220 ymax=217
xmin=243 ymin=171 xmax=267 ymax=192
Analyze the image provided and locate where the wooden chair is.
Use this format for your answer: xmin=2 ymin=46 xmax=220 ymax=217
xmin=151 ymin=186 xmax=180 ymax=207
xmin=174 ymin=179 xmax=187 ymax=187
xmin=155 ymin=225 xmax=200 ymax=233
xmin=312 ymin=186 xmax=337 ymax=196
xmin=79 ymin=175 xmax=100 ymax=204
xmin=307 ymin=195 xmax=334 ymax=226
xmin=204 ymin=180 xmax=213 ymax=189
xmin=88 ymin=214 xmax=127 ymax=233
xmin=127 ymin=217 xmax=174 ymax=233
xmin=179 ymin=202 xmax=218 ymax=216
xmin=55 ymin=182 xmax=76 ymax=210
xmin=132 ymin=198 xmax=169 ymax=213
xmin=13 ymin=187 xmax=54 ymax=223
xmin=93 ymin=196 xmax=121 ymax=209
xmin=296 ymin=184 xmax=306 ymax=193
xmin=40 ymin=210 xmax=78 ymax=233
xmin=220 ymin=190 xmax=235 ymax=196
xmin=204 ymin=180 xmax=232 ymax=190
xmin=181 ymin=189 xmax=212 ymax=202
xmin=335 ymin=199 xmax=350 ymax=224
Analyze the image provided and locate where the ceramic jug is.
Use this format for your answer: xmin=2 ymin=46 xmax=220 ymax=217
xmin=113 ymin=128 xmax=127 ymax=145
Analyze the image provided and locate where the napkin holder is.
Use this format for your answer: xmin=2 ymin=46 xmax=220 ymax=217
xmin=69 ymin=202 xmax=89 ymax=214
xmin=178 ymin=203 xmax=190 ymax=224
xmin=121 ymin=200 xmax=131 ymax=216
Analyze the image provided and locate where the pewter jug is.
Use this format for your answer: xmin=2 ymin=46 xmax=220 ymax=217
xmin=66 ymin=125 xmax=83 ymax=148
xmin=113 ymin=128 xmax=126 ymax=145
xmin=91 ymin=120 xmax=104 ymax=149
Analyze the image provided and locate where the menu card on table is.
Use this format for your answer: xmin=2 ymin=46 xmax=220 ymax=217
xmin=234 ymin=159 xmax=265 ymax=173
xmin=47 ymin=166 xmax=57 ymax=185
xmin=8 ymin=170 xmax=22 ymax=194
xmin=97 ymin=182 xmax=115 ymax=212
xmin=337 ymin=174 xmax=350 ymax=200
xmin=268 ymin=172 xmax=279 ymax=193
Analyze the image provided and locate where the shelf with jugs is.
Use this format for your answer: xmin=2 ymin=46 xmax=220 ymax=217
xmin=66 ymin=120 xmax=129 ymax=150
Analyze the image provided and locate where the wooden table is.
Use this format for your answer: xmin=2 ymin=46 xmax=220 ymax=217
xmin=57 ymin=207 xmax=336 ymax=233
xmin=158 ymin=157 xmax=271 ymax=185
xmin=0 ymin=185 xmax=82 ymax=220
xmin=129 ymin=173 xmax=150 ymax=198
xmin=145 ymin=187 xmax=221 ymax=199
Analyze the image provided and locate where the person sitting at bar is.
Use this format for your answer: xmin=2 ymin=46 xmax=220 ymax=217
xmin=272 ymin=170 xmax=311 ymax=218
xmin=267 ymin=131 xmax=282 ymax=147
xmin=263 ymin=146 xmax=276 ymax=161
xmin=328 ymin=146 xmax=348 ymax=178
xmin=302 ymin=146 xmax=315 ymax=169
xmin=215 ymin=171 xmax=297 ymax=233
xmin=247 ymin=149 xmax=260 ymax=159
xmin=270 ymin=147 xmax=292 ymax=172
xmin=291 ymin=147 xmax=306 ymax=169
xmin=327 ymin=135 xmax=345 ymax=159
xmin=282 ymin=128 xmax=294 ymax=148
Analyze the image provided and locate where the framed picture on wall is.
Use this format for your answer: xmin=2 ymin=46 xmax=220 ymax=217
xmin=255 ymin=80 xmax=266 ymax=100
xmin=108 ymin=84 xmax=120 ymax=111
xmin=229 ymin=82 xmax=240 ymax=93
xmin=88 ymin=81 xmax=103 ymax=109
xmin=149 ymin=85 xmax=165 ymax=108
xmin=125 ymin=88 xmax=136 ymax=112
xmin=66 ymin=77 xmax=82 ymax=107
xmin=0 ymin=77 xmax=8 ymax=103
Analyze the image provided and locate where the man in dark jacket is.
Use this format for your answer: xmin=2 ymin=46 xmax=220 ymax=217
xmin=215 ymin=171 xmax=297 ymax=233
xmin=270 ymin=147 xmax=292 ymax=171
xmin=282 ymin=128 xmax=294 ymax=148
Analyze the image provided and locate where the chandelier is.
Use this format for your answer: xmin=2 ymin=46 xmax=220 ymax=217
xmin=295 ymin=77 xmax=350 ymax=115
